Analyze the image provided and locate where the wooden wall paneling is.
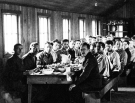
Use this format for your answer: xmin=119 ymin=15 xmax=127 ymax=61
xmin=0 ymin=3 xmax=104 ymax=65
xmin=71 ymin=13 xmax=79 ymax=40
xmin=107 ymin=2 xmax=131 ymax=19
xmin=52 ymin=11 xmax=63 ymax=41
xmin=27 ymin=7 xmax=31 ymax=46
xmin=22 ymin=6 xmax=29 ymax=54
xmin=50 ymin=12 xmax=54 ymax=41
xmin=85 ymin=15 xmax=90 ymax=37
xmin=0 ymin=5 xmax=3 ymax=58
xmin=87 ymin=15 xmax=92 ymax=36
xmin=34 ymin=8 xmax=38 ymax=42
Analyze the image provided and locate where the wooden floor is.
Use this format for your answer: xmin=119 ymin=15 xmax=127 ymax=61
xmin=102 ymin=87 xmax=135 ymax=103
xmin=1 ymin=87 xmax=135 ymax=103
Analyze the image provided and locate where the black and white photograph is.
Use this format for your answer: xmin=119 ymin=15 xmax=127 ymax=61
xmin=0 ymin=0 xmax=135 ymax=103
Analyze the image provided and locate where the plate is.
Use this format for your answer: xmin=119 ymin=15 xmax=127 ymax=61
xmin=53 ymin=72 xmax=62 ymax=75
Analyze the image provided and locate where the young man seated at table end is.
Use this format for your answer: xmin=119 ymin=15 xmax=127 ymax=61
xmin=69 ymin=42 xmax=102 ymax=103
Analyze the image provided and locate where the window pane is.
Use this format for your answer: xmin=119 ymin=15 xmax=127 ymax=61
xmin=116 ymin=25 xmax=123 ymax=37
xmin=3 ymin=14 xmax=18 ymax=54
xmin=79 ymin=19 xmax=85 ymax=39
xmin=63 ymin=18 xmax=70 ymax=39
xmin=92 ymin=20 xmax=96 ymax=37
xmin=119 ymin=26 xmax=123 ymax=37
xmin=39 ymin=16 xmax=50 ymax=49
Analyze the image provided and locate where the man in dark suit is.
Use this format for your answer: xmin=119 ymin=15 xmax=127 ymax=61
xmin=23 ymin=42 xmax=39 ymax=70
xmin=3 ymin=43 xmax=27 ymax=103
xmin=69 ymin=42 xmax=102 ymax=103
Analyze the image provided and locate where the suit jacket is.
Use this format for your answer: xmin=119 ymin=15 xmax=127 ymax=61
xmin=51 ymin=50 xmax=61 ymax=63
xmin=36 ymin=51 xmax=53 ymax=67
xmin=3 ymin=54 xmax=25 ymax=92
xmin=23 ymin=52 xmax=37 ymax=70
xmin=68 ymin=48 xmax=75 ymax=61
xmin=58 ymin=48 xmax=69 ymax=55
xmin=125 ymin=48 xmax=131 ymax=65
xmin=75 ymin=52 xmax=102 ymax=92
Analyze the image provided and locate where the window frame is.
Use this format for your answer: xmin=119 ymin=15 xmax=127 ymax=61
xmin=115 ymin=24 xmax=124 ymax=37
xmin=92 ymin=19 xmax=97 ymax=37
xmin=37 ymin=13 xmax=51 ymax=49
xmin=78 ymin=17 xmax=86 ymax=39
xmin=2 ymin=10 xmax=21 ymax=55
xmin=62 ymin=16 xmax=71 ymax=40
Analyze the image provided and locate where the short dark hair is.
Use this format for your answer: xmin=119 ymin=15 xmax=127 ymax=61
xmin=132 ymin=35 xmax=135 ymax=40
xmin=14 ymin=43 xmax=22 ymax=50
xmin=50 ymin=42 xmax=53 ymax=46
xmin=62 ymin=39 xmax=69 ymax=43
xmin=92 ymin=37 xmax=96 ymax=39
xmin=70 ymin=40 xmax=75 ymax=43
xmin=105 ymin=40 xmax=114 ymax=46
xmin=123 ymin=40 xmax=130 ymax=45
xmin=96 ymin=42 xmax=105 ymax=49
xmin=45 ymin=41 xmax=51 ymax=45
xmin=75 ymin=40 xmax=81 ymax=42
xmin=81 ymin=42 xmax=90 ymax=49
xmin=88 ymin=35 xmax=92 ymax=38
xmin=53 ymin=39 xmax=61 ymax=44
xmin=29 ymin=42 xmax=38 ymax=49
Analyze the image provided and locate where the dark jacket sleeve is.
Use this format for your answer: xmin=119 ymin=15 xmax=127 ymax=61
xmin=75 ymin=57 xmax=96 ymax=85
xmin=36 ymin=53 xmax=44 ymax=67
xmin=23 ymin=57 xmax=30 ymax=70
xmin=56 ymin=53 xmax=62 ymax=63
xmin=5 ymin=59 xmax=23 ymax=81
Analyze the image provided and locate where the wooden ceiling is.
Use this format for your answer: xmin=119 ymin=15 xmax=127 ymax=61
xmin=0 ymin=0 xmax=128 ymax=16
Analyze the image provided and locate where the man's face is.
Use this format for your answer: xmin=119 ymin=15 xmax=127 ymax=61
xmin=81 ymin=45 xmax=89 ymax=57
xmin=75 ymin=41 xmax=81 ymax=49
xmin=132 ymin=40 xmax=135 ymax=47
xmin=115 ymin=41 xmax=122 ymax=50
xmin=31 ymin=45 xmax=39 ymax=54
xmin=105 ymin=44 xmax=113 ymax=52
xmin=129 ymin=41 xmax=133 ymax=48
xmin=87 ymin=37 xmax=92 ymax=44
xmin=44 ymin=43 xmax=52 ymax=53
xmin=95 ymin=43 xmax=103 ymax=53
xmin=53 ymin=42 xmax=60 ymax=51
xmin=102 ymin=37 xmax=107 ymax=43
xmin=69 ymin=41 xmax=75 ymax=49
xmin=15 ymin=45 xmax=23 ymax=55
xmin=62 ymin=42 xmax=69 ymax=49
xmin=123 ymin=42 xmax=128 ymax=50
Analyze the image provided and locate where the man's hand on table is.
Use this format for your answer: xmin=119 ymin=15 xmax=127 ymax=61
xmin=69 ymin=84 xmax=76 ymax=91
xmin=23 ymin=70 xmax=33 ymax=75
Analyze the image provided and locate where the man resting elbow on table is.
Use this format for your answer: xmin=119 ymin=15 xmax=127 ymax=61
xmin=69 ymin=42 xmax=102 ymax=103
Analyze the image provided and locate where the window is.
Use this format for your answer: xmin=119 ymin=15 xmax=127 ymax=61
xmin=79 ymin=19 xmax=86 ymax=39
xmin=3 ymin=13 xmax=20 ymax=54
xmin=63 ymin=18 xmax=71 ymax=39
xmin=115 ymin=25 xmax=123 ymax=37
xmin=92 ymin=19 xmax=97 ymax=37
xmin=38 ymin=16 xmax=50 ymax=49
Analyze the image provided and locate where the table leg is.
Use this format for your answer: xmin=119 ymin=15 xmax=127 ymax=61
xmin=28 ymin=84 xmax=32 ymax=103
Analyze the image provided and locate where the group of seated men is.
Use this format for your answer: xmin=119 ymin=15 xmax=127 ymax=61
xmin=2 ymin=34 xmax=135 ymax=103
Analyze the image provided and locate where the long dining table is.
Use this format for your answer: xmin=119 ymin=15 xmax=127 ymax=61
xmin=27 ymin=74 xmax=72 ymax=103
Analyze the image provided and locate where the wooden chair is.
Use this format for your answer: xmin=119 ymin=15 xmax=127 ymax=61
xmin=83 ymin=77 xmax=119 ymax=103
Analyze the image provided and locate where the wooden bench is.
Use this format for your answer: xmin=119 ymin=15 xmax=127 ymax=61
xmin=83 ymin=76 xmax=119 ymax=103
